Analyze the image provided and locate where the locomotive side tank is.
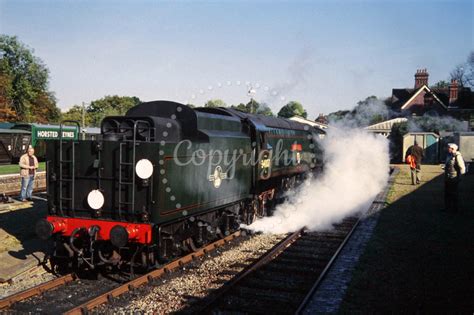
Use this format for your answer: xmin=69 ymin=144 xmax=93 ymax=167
xmin=36 ymin=100 xmax=325 ymax=271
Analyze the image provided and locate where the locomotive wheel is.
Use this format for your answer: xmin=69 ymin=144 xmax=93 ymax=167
xmin=185 ymin=238 xmax=198 ymax=252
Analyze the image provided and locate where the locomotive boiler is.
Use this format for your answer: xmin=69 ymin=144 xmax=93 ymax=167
xmin=35 ymin=101 xmax=325 ymax=272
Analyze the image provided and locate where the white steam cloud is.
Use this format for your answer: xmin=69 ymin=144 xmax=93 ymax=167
xmin=246 ymin=127 xmax=390 ymax=233
xmin=408 ymin=115 xmax=468 ymax=132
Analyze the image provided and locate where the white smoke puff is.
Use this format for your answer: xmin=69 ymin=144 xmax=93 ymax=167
xmin=408 ymin=115 xmax=468 ymax=132
xmin=331 ymin=97 xmax=394 ymax=128
xmin=246 ymin=127 xmax=390 ymax=234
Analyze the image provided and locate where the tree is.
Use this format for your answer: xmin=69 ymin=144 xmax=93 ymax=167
xmin=277 ymin=101 xmax=307 ymax=118
xmin=255 ymin=103 xmax=274 ymax=116
xmin=87 ymin=95 xmax=141 ymax=126
xmin=0 ymin=73 xmax=15 ymax=120
xmin=31 ymin=92 xmax=60 ymax=123
xmin=0 ymin=35 xmax=59 ymax=122
xmin=62 ymin=105 xmax=92 ymax=126
xmin=431 ymin=80 xmax=450 ymax=89
xmin=450 ymin=51 xmax=474 ymax=88
xmin=231 ymin=103 xmax=247 ymax=112
xmin=230 ymin=100 xmax=274 ymax=116
xmin=450 ymin=65 xmax=467 ymax=87
xmin=204 ymin=99 xmax=227 ymax=108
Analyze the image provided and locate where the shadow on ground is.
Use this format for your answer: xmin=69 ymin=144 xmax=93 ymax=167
xmin=340 ymin=165 xmax=474 ymax=313
xmin=0 ymin=199 xmax=49 ymax=260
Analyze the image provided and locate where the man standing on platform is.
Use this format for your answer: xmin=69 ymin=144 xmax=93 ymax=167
xmin=19 ymin=146 xmax=38 ymax=202
xmin=406 ymin=141 xmax=424 ymax=185
xmin=444 ymin=143 xmax=466 ymax=212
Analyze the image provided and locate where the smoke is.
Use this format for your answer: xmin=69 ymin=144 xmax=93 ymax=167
xmin=407 ymin=115 xmax=468 ymax=132
xmin=329 ymin=97 xmax=393 ymax=128
xmin=245 ymin=127 xmax=390 ymax=233
xmin=348 ymin=98 xmax=390 ymax=127
xmin=264 ymin=48 xmax=313 ymax=104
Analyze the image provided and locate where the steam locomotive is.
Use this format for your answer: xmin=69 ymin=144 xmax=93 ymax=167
xmin=35 ymin=101 xmax=325 ymax=272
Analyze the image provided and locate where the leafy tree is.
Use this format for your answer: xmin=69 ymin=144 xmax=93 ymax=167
xmin=230 ymin=100 xmax=274 ymax=116
xmin=277 ymin=101 xmax=307 ymax=118
xmin=61 ymin=105 xmax=92 ymax=126
xmin=255 ymin=103 xmax=274 ymax=116
xmin=231 ymin=103 xmax=247 ymax=112
xmin=0 ymin=73 xmax=15 ymax=120
xmin=0 ymin=35 xmax=59 ymax=122
xmin=31 ymin=92 xmax=60 ymax=123
xmin=88 ymin=95 xmax=141 ymax=126
xmin=204 ymin=99 xmax=227 ymax=108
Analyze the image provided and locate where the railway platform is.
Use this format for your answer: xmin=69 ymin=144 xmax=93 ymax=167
xmin=0 ymin=197 xmax=47 ymax=283
xmin=339 ymin=164 xmax=474 ymax=312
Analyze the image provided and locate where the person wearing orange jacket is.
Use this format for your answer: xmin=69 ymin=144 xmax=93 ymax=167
xmin=405 ymin=141 xmax=424 ymax=185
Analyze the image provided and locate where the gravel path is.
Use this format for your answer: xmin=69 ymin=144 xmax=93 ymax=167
xmin=0 ymin=264 xmax=56 ymax=299
xmin=100 ymin=233 xmax=285 ymax=314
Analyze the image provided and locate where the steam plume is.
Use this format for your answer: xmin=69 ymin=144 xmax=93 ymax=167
xmin=246 ymin=127 xmax=390 ymax=233
xmin=408 ymin=115 xmax=468 ymax=132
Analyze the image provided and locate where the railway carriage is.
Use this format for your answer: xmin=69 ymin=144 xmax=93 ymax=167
xmin=36 ymin=100 xmax=325 ymax=271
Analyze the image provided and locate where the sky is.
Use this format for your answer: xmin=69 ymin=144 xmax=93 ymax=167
xmin=0 ymin=0 xmax=473 ymax=118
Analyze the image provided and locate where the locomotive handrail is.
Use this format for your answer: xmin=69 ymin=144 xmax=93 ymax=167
xmin=131 ymin=120 xmax=151 ymax=215
xmin=118 ymin=119 xmax=151 ymax=218
xmin=59 ymin=120 xmax=81 ymax=217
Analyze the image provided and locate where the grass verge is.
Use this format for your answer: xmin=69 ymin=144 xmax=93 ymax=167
xmin=0 ymin=162 xmax=45 ymax=176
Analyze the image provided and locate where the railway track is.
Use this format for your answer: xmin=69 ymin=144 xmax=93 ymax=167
xmin=0 ymin=231 xmax=241 ymax=314
xmin=188 ymin=216 xmax=360 ymax=314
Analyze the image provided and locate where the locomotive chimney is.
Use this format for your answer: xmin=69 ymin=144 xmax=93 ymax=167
xmin=414 ymin=68 xmax=429 ymax=89
xmin=449 ymin=79 xmax=459 ymax=105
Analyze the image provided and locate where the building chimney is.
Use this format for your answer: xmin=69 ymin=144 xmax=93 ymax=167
xmin=414 ymin=68 xmax=429 ymax=89
xmin=449 ymin=79 xmax=458 ymax=105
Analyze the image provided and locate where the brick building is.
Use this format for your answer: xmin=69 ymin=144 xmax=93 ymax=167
xmin=390 ymin=69 xmax=474 ymax=129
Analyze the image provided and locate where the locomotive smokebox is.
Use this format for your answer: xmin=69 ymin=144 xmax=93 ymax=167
xmin=35 ymin=219 xmax=54 ymax=240
xmin=110 ymin=225 xmax=129 ymax=248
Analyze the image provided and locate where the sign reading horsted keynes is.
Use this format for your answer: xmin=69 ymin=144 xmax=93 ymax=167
xmin=36 ymin=129 xmax=75 ymax=139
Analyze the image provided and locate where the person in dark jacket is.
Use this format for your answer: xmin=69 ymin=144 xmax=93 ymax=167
xmin=444 ymin=143 xmax=466 ymax=212
xmin=405 ymin=141 xmax=424 ymax=185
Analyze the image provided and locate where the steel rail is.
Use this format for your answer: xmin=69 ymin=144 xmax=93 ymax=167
xmin=64 ymin=230 xmax=242 ymax=315
xmin=295 ymin=216 xmax=362 ymax=314
xmin=197 ymin=227 xmax=305 ymax=313
xmin=0 ymin=273 xmax=76 ymax=309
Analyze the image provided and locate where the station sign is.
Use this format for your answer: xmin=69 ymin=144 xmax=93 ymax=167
xmin=36 ymin=128 xmax=77 ymax=140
